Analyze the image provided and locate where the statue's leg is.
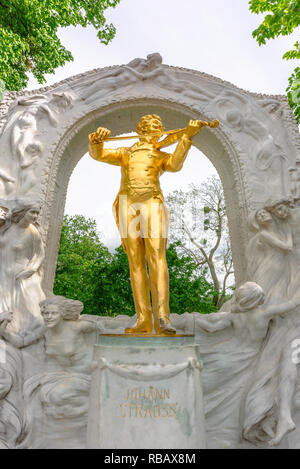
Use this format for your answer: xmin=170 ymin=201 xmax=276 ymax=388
xmin=144 ymin=199 xmax=175 ymax=335
xmin=122 ymin=235 xmax=153 ymax=333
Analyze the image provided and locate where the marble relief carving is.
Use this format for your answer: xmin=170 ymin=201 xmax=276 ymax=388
xmin=0 ymin=55 xmax=298 ymax=448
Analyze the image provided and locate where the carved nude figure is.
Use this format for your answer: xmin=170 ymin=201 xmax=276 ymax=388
xmin=84 ymin=53 xmax=216 ymax=104
xmin=195 ymin=281 xmax=300 ymax=446
xmin=0 ymin=203 xmax=45 ymax=333
xmin=216 ymin=93 xmax=287 ymax=198
xmin=0 ymin=296 xmax=99 ymax=371
xmin=247 ymin=206 xmax=292 ymax=304
xmin=0 ymin=296 xmax=99 ymax=448
xmin=3 ymin=92 xmax=73 ymax=195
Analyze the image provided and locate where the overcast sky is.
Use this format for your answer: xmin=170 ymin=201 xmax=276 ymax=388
xmin=28 ymin=0 xmax=299 ymax=248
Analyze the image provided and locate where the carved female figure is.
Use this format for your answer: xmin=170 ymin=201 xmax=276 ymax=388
xmin=244 ymin=201 xmax=300 ymax=446
xmin=84 ymin=53 xmax=216 ymax=105
xmin=0 ymin=296 xmax=99 ymax=448
xmin=39 ymin=295 xmax=98 ymax=372
xmin=195 ymin=282 xmax=300 ymax=447
xmin=246 ymin=206 xmax=292 ymax=304
xmin=0 ymin=203 xmax=45 ymax=333
xmin=216 ymin=93 xmax=288 ymax=199
xmin=3 ymin=92 xmax=73 ymax=196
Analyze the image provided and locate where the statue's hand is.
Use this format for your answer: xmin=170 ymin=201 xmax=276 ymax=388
xmin=184 ymin=120 xmax=204 ymax=139
xmin=89 ymin=127 xmax=111 ymax=144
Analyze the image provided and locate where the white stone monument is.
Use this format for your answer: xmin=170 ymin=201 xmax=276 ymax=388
xmin=0 ymin=53 xmax=299 ymax=448
xmin=87 ymin=335 xmax=205 ymax=449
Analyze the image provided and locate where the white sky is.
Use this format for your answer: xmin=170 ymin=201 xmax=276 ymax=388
xmin=27 ymin=0 xmax=299 ymax=248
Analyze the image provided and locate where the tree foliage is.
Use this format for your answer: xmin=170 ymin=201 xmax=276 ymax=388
xmin=0 ymin=0 xmax=120 ymax=91
xmin=54 ymin=214 xmax=217 ymax=316
xmin=54 ymin=215 xmax=112 ymax=316
xmin=166 ymin=176 xmax=234 ymax=309
xmin=249 ymin=0 xmax=300 ymax=122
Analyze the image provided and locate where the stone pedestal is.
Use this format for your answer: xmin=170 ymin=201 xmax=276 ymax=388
xmin=87 ymin=334 xmax=206 ymax=449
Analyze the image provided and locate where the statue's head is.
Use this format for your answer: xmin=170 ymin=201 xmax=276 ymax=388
xmin=248 ymin=208 xmax=272 ymax=231
xmin=265 ymin=198 xmax=292 ymax=220
xmin=136 ymin=114 xmax=164 ymax=140
xmin=231 ymin=282 xmax=265 ymax=313
xmin=146 ymin=53 xmax=162 ymax=68
xmin=11 ymin=202 xmax=41 ymax=225
xmin=255 ymin=208 xmax=272 ymax=226
xmin=51 ymin=92 xmax=73 ymax=109
xmin=40 ymin=295 xmax=83 ymax=328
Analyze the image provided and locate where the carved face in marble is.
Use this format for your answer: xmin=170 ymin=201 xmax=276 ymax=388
xmin=256 ymin=209 xmax=272 ymax=226
xmin=21 ymin=208 xmax=39 ymax=225
xmin=145 ymin=53 xmax=162 ymax=69
xmin=272 ymin=204 xmax=289 ymax=220
xmin=41 ymin=304 xmax=62 ymax=328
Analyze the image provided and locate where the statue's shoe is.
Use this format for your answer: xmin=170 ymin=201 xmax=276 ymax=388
xmin=159 ymin=319 xmax=176 ymax=335
xmin=125 ymin=321 xmax=153 ymax=334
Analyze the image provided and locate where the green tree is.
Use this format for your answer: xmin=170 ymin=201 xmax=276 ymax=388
xmin=0 ymin=0 xmax=120 ymax=90
xmin=54 ymin=215 xmax=217 ymax=317
xmin=95 ymin=245 xmax=136 ymax=317
xmin=95 ymin=242 xmax=217 ymax=316
xmin=54 ymin=214 xmax=112 ymax=315
xmin=249 ymin=0 xmax=300 ymax=122
xmin=167 ymin=242 xmax=217 ymax=314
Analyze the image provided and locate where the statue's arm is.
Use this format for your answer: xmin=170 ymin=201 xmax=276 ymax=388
xmin=123 ymin=65 xmax=161 ymax=80
xmin=77 ymin=318 xmax=99 ymax=333
xmin=0 ymin=328 xmax=24 ymax=348
xmin=195 ymin=312 xmax=232 ymax=332
xmin=264 ymin=296 xmax=300 ymax=320
xmin=161 ymin=135 xmax=192 ymax=172
xmin=260 ymin=230 xmax=292 ymax=252
xmin=88 ymin=142 xmax=124 ymax=166
xmin=162 ymin=120 xmax=207 ymax=172
xmin=0 ymin=321 xmax=45 ymax=348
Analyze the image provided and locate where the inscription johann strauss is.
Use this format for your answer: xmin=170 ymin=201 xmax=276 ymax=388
xmin=120 ymin=386 xmax=177 ymax=419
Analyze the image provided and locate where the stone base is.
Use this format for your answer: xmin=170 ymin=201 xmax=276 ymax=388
xmin=87 ymin=334 xmax=206 ymax=449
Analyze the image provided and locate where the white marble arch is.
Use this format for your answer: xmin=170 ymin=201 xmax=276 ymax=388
xmin=0 ymin=54 xmax=298 ymax=293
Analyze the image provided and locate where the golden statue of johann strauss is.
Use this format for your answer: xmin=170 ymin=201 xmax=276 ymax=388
xmin=89 ymin=114 xmax=218 ymax=335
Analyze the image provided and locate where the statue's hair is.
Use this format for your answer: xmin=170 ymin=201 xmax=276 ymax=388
xmin=40 ymin=295 xmax=83 ymax=320
xmin=11 ymin=203 xmax=41 ymax=224
xmin=231 ymin=282 xmax=265 ymax=313
xmin=52 ymin=92 xmax=73 ymax=108
xmin=136 ymin=114 xmax=163 ymax=135
xmin=265 ymin=197 xmax=294 ymax=212
xmin=146 ymin=53 xmax=162 ymax=64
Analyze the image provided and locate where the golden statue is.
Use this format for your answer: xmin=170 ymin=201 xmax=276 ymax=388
xmin=89 ymin=115 xmax=219 ymax=335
